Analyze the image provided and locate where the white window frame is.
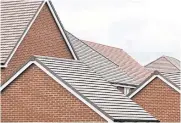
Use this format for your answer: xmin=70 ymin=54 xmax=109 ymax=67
xmin=124 ymin=87 xmax=130 ymax=95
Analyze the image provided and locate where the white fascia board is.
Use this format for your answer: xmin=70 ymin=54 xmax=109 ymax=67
xmin=1 ymin=64 xmax=7 ymax=68
xmin=3 ymin=1 xmax=46 ymax=68
xmin=0 ymin=61 xmax=34 ymax=91
xmin=115 ymin=84 xmax=136 ymax=88
xmin=0 ymin=61 xmax=113 ymax=122
xmin=129 ymin=75 xmax=181 ymax=98
xmin=46 ymin=1 xmax=78 ymax=60
xmin=158 ymin=75 xmax=181 ymax=93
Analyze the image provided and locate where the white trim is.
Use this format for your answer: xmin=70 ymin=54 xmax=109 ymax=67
xmin=0 ymin=61 xmax=113 ymax=122
xmin=46 ymin=1 xmax=78 ymax=60
xmin=0 ymin=61 xmax=34 ymax=91
xmin=3 ymin=1 xmax=78 ymax=68
xmin=129 ymin=75 xmax=181 ymax=98
xmin=1 ymin=64 xmax=7 ymax=68
xmin=114 ymin=84 xmax=136 ymax=88
xmin=124 ymin=87 xmax=130 ymax=95
xmin=3 ymin=1 xmax=46 ymax=68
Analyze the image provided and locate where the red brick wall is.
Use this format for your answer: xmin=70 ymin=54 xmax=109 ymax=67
xmin=1 ymin=65 xmax=106 ymax=122
xmin=1 ymin=4 xmax=73 ymax=84
xmin=132 ymin=77 xmax=180 ymax=122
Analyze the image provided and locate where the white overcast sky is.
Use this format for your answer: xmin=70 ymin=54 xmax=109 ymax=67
xmin=51 ymin=0 xmax=181 ymax=65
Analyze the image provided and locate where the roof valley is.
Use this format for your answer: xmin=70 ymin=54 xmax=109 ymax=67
xmin=66 ymin=31 xmax=140 ymax=86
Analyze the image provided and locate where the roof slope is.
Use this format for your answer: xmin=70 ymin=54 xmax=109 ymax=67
xmin=145 ymin=56 xmax=180 ymax=72
xmin=128 ymin=70 xmax=181 ymax=98
xmin=160 ymin=71 xmax=181 ymax=89
xmin=84 ymin=41 xmax=151 ymax=84
xmin=0 ymin=0 xmax=43 ymax=63
xmin=0 ymin=0 xmax=78 ymax=66
xmin=66 ymin=32 xmax=139 ymax=86
xmin=1 ymin=55 xmax=158 ymax=122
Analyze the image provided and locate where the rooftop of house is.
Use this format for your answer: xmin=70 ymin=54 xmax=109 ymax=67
xmin=128 ymin=70 xmax=181 ymax=98
xmin=1 ymin=0 xmax=180 ymax=122
xmin=84 ymin=40 xmax=152 ymax=84
xmin=160 ymin=71 xmax=181 ymax=89
xmin=1 ymin=55 xmax=158 ymax=122
xmin=145 ymin=55 xmax=180 ymax=72
xmin=1 ymin=0 xmax=179 ymax=88
xmin=0 ymin=0 xmax=43 ymax=64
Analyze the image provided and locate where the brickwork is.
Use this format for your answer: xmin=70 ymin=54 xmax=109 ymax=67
xmin=1 ymin=4 xmax=73 ymax=84
xmin=1 ymin=65 xmax=106 ymax=122
xmin=132 ymin=77 xmax=180 ymax=122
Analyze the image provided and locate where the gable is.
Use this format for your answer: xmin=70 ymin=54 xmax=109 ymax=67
xmin=1 ymin=64 xmax=105 ymax=122
xmin=0 ymin=1 xmax=77 ymax=67
xmin=132 ymin=77 xmax=180 ymax=122
xmin=1 ymin=3 xmax=74 ymax=84
xmin=129 ymin=73 xmax=180 ymax=98
xmin=0 ymin=0 xmax=43 ymax=64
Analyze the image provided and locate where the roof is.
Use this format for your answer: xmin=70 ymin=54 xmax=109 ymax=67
xmin=128 ymin=70 xmax=181 ymax=98
xmin=0 ymin=0 xmax=78 ymax=66
xmin=0 ymin=0 xmax=43 ymax=64
xmin=84 ymin=40 xmax=152 ymax=84
xmin=160 ymin=71 xmax=181 ymax=89
xmin=145 ymin=56 xmax=180 ymax=72
xmin=1 ymin=55 xmax=158 ymax=122
xmin=66 ymin=32 xmax=140 ymax=86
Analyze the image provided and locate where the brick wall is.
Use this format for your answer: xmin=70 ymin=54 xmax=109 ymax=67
xmin=1 ymin=4 xmax=73 ymax=84
xmin=1 ymin=64 xmax=106 ymax=122
xmin=132 ymin=77 xmax=180 ymax=122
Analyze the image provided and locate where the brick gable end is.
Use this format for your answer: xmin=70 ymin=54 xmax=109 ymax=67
xmin=1 ymin=64 xmax=106 ymax=122
xmin=1 ymin=4 xmax=73 ymax=84
xmin=132 ymin=77 xmax=180 ymax=122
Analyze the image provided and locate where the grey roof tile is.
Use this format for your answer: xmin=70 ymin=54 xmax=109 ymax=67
xmin=34 ymin=55 xmax=157 ymax=121
xmin=161 ymin=71 xmax=181 ymax=89
xmin=0 ymin=0 xmax=43 ymax=63
xmin=66 ymin=32 xmax=140 ymax=86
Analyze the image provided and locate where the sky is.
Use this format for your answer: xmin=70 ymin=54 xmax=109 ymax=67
xmin=51 ymin=0 xmax=181 ymax=65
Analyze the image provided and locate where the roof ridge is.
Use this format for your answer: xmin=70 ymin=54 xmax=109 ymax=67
xmin=128 ymin=70 xmax=181 ymax=98
xmin=33 ymin=55 xmax=81 ymax=63
xmin=84 ymin=40 xmax=123 ymax=50
xmin=164 ymin=56 xmax=180 ymax=70
xmin=145 ymin=55 xmax=164 ymax=67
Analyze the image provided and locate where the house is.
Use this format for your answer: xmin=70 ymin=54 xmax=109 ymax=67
xmin=128 ymin=56 xmax=180 ymax=122
xmin=0 ymin=0 xmax=158 ymax=122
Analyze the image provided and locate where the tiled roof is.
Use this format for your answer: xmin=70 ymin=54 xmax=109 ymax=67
xmin=145 ymin=56 xmax=180 ymax=72
xmin=66 ymin=32 xmax=140 ymax=86
xmin=145 ymin=56 xmax=180 ymax=89
xmin=128 ymin=70 xmax=181 ymax=98
xmin=160 ymin=71 xmax=181 ymax=89
xmin=84 ymin=41 xmax=152 ymax=84
xmin=31 ymin=56 xmax=158 ymax=121
xmin=0 ymin=0 xmax=43 ymax=64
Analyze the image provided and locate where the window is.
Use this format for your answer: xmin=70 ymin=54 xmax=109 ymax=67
xmin=124 ymin=87 xmax=130 ymax=95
